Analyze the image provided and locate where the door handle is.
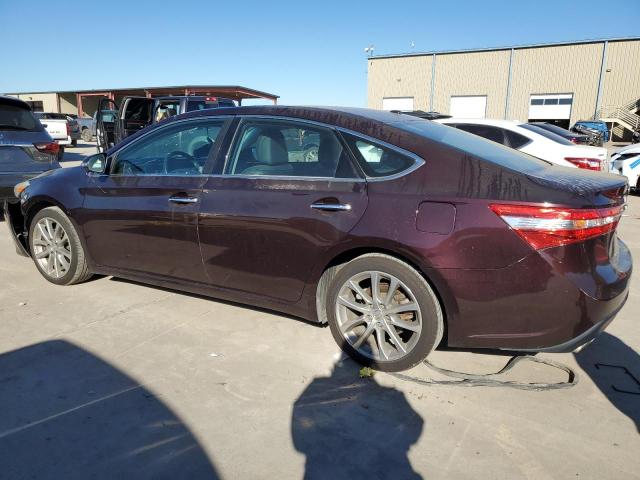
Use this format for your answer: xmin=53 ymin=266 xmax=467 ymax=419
xmin=310 ymin=202 xmax=351 ymax=212
xmin=169 ymin=195 xmax=198 ymax=204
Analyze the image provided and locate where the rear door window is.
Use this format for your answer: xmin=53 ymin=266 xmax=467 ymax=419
xmin=340 ymin=132 xmax=418 ymax=178
xmin=0 ymin=104 xmax=40 ymax=131
xmin=226 ymin=119 xmax=358 ymax=178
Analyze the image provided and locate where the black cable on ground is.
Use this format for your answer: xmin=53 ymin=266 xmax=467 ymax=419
xmin=389 ymin=354 xmax=578 ymax=391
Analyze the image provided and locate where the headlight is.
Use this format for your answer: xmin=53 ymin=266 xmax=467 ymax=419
xmin=14 ymin=180 xmax=30 ymax=198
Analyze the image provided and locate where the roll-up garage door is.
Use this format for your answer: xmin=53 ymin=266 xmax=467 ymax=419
xmin=449 ymin=96 xmax=487 ymax=118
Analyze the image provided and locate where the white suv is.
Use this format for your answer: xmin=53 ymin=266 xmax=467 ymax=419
xmin=436 ymin=118 xmax=608 ymax=170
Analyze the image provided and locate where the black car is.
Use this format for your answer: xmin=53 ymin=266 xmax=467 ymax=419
xmin=0 ymin=96 xmax=60 ymax=216
xmin=528 ymin=122 xmax=590 ymax=145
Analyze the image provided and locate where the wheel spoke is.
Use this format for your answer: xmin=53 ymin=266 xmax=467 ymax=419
xmin=375 ymin=327 xmax=389 ymax=360
xmin=340 ymin=315 xmax=367 ymax=333
xmin=57 ymin=253 xmax=70 ymax=271
xmin=384 ymin=324 xmax=407 ymax=354
xmin=370 ymin=272 xmax=381 ymax=305
xmin=385 ymin=302 xmax=418 ymax=315
xmin=47 ymin=254 xmax=55 ymax=274
xmin=389 ymin=314 xmax=421 ymax=332
xmin=348 ymin=280 xmax=372 ymax=304
xmin=352 ymin=322 xmax=375 ymax=349
xmin=60 ymin=247 xmax=72 ymax=260
xmin=32 ymin=239 xmax=48 ymax=247
xmin=35 ymin=250 xmax=49 ymax=259
xmin=337 ymin=296 xmax=370 ymax=314
xmin=45 ymin=219 xmax=55 ymax=241
xmin=37 ymin=223 xmax=51 ymax=243
xmin=383 ymin=277 xmax=399 ymax=306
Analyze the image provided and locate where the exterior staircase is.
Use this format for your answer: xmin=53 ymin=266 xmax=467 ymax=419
xmin=596 ymin=97 xmax=640 ymax=140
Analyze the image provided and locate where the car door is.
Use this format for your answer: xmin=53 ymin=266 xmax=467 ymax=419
xmin=197 ymin=117 xmax=368 ymax=302
xmin=96 ymin=97 xmax=119 ymax=152
xmin=117 ymin=97 xmax=155 ymax=142
xmin=80 ymin=117 xmax=230 ymax=284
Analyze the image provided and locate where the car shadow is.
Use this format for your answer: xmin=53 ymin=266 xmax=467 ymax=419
xmin=291 ymin=359 xmax=424 ymax=479
xmin=0 ymin=340 xmax=220 ymax=479
xmin=574 ymin=332 xmax=640 ymax=432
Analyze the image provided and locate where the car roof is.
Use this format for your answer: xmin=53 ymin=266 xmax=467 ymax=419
xmin=0 ymin=95 xmax=32 ymax=110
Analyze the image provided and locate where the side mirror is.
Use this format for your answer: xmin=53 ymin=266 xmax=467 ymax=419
xmin=83 ymin=153 xmax=107 ymax=174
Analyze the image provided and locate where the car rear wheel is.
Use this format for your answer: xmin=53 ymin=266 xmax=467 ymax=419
xmin=28 ymin=207 xmax=92 ymax=285
xmin=81 ymin=128 xmax=92 ymax=142
xmin=325 ymin=253 xmax=443 ymax=372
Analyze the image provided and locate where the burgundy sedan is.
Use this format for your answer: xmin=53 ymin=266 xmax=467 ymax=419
xmin=5 ymin=106 xmax=632 ymax=371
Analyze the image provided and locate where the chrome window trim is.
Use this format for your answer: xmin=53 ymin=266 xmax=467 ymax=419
xmin=108 ymin=116 xmax=229 ymax=178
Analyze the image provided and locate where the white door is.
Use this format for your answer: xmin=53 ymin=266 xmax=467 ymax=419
xmin=382 ymin=97 xmax=414 ymax=111
xmin=450 ymin=96 xmax=487 ymax=118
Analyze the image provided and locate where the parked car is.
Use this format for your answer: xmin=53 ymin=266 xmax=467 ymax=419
xmin=0 ymin=96 xmax=60 ymax=216
xmin=5 ymin=106 xmax=631 ymax=371
xmin=528 ymin=122 xmax=590 ymax=145
xmin=33 ymin=112 xmax=78 ymax=158
xmin=571 ymin=120 xmax=610 ymax=145
xmin=96 ymin=95 xmax=236 ymax=151
xmin=67 ymin=114 xmax=94 ymax=142
xmin=609 ymin=143 xmax=640 ymax=190
xmin=437 ymin=118 xmax=607 ymax=170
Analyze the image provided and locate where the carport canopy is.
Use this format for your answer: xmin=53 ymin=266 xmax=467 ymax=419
xmin=72 ymin=85 xmax=278 ymax=117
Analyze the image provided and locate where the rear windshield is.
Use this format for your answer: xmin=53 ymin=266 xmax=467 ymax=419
xmin=532 ymin=123 xmax=572 ymax=137
xmin=0 ymin=104 xmax=40 ymax=131
xmin=520 ymin=124 xmax=574 ymax=145
xmin=399 ymin=120 xmax=552 ymax=174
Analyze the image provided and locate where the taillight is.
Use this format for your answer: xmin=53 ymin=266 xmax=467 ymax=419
xmin=34 ymin=142 xmax=60 ymax=155
xmin=66 ymin=122 xmax=71 ymax=136
xmin=570 ymin=138 xmax=578 ymax=144
xmin=490 ymin=203 xmax=624 ymax=250
xmin=565 ymin=157 xmax=602 ymax=171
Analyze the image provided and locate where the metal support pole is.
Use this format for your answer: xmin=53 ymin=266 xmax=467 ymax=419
xmin=504 ymin=48 xmax=514 ymax=119
xmin=594 ymin=41 xmax=609 ymax=118
xmin=76 ymin=93 xmax=83 ymax=117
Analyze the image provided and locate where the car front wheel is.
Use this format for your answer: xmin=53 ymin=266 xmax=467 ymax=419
xmin=28 ymin=207 xmax=93 ymax=285
xmin=325 ymin=253 xmax=444 ymax=372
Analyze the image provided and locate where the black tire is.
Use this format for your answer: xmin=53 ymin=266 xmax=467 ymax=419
xmin=81 ymin=128 xmax=92 ymax=142
xmin=71 ymin=139 xmax=77 ymax=147
xmin=325 ymin=253 xmax=443 ymax=372
xmin=28 ymin=206 xmax=93 ymax=285
xmin=57 ymin=146 xmax=64 ymax=161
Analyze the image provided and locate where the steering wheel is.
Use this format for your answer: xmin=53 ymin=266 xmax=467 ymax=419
xmin=164 ymin=150 xmax=196 ymax=174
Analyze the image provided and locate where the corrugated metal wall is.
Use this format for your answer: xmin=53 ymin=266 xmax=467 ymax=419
xmin=432 ymin=50 xmax=510 ymax=118
xmin=601 ymin=41 xmax=640 ymax=109
xmin=367 ymin=39 xmax=639 ymax=123
xmin=367 ymin=56 xmax=432 ymax=110
xmin=508 ymin=43 xmax=603 ymax=123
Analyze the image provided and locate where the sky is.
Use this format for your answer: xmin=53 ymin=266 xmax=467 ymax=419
xmin=1 ymin=0 xmax=639 ymax=106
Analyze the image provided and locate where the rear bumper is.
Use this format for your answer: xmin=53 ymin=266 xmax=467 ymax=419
xmin=441 ymin=237 xmax=632 ymax=351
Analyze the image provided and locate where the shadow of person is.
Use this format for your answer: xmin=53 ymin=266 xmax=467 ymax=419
xmin=575 ymin=332 xmax=640 ymax=432
xmin=292 ymin=359 xmax=424 ymax=480
xmin=0 ymin=340 xmax=220 ymax=480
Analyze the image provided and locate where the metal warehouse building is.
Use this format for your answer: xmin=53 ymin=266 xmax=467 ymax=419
xmin=367 ymin=37 xmax=640 ymax=140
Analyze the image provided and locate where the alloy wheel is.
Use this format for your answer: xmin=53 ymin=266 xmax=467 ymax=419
xmin=31 ymin=217 xmax=72 ymax=279
xmin=335 ymin=271 xmax=422 ymax=362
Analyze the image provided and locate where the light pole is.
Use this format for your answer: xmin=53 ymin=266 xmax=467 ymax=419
xmin=364 ymin=45 xmax=375 ymax=57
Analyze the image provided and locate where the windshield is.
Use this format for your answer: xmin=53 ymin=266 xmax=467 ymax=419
xmin=0 ymin=104 xmax=40 ymax=131
xmin=35 ymin=112 xmax=69 ymax=120
xmin=533 ymin=123 xmax=574 ymax=137
xmin=186 ymin=99 xmax=235 ymax=112
xmin=400 ymin=120 xmax=552 ymax=174
xmin=520 ymin=123 xmax=574 ymax=145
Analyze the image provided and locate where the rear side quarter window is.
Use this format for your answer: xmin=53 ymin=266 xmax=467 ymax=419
xmin=340 ymin=132 xmax=418 ymax=178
